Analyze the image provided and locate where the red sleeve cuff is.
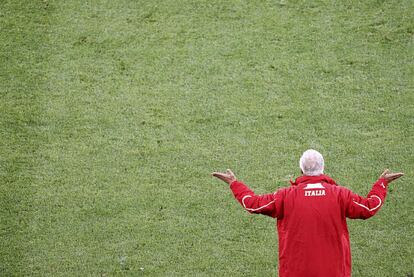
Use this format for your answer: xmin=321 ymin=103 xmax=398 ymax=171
xmin=230 ymin=180 xmax=240 ymax=187
xmin=378 ymin=178 xmax=389 ymax=187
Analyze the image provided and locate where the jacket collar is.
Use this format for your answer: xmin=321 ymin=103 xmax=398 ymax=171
xmin=290 ymin=174 xmax=337 ymax=186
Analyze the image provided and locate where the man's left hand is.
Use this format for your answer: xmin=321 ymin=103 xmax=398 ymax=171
xmin=379 ymin=169 xmax=404 ymax=183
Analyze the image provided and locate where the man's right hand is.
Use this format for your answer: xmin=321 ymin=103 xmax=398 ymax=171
xmin=380 ymin=169 xmax=404 ymax=183
xmin=212 ymin=169 xmax=237 ymax=185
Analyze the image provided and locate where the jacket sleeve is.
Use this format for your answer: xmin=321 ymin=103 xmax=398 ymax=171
xmin=229 ymin=180 xmax=279 ymax=218
xmin=343 ymin=178 xmax=389 ymax=219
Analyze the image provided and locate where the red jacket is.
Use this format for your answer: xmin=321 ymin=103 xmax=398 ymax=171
xmin=230 ymin=174 xmax=388 ymax=277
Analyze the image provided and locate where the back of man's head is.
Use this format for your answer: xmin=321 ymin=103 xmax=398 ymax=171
xmin=299 ymin=149 xmax=324 ymax=176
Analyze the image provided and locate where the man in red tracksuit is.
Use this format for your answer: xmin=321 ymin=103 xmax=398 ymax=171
xmin=212 ymin=149 xmax=403 ymax=277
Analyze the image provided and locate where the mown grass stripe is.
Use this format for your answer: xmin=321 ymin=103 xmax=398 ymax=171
xmin=0 ymin=1 xmax=52 ymax=275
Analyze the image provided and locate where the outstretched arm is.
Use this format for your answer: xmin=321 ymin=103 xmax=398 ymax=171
xmin=345 ymin=169 xmax=404 ymax=219
xmin=212 ymin=169 xmax=278 ymax=218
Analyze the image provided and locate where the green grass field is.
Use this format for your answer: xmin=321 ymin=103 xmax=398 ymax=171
xmin=1 ymin=0 xmax=413 ymax=276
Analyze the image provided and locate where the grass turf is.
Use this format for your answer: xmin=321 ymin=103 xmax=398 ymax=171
xmin=1 ymin=0 xmax=413 ymax=276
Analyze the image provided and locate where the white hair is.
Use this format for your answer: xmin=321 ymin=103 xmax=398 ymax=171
xmin=299 ymin=149 xmax=324 ymax=176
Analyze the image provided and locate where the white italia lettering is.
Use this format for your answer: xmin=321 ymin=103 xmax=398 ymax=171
xmin=304 ymin=190 xmax=326 ymax=197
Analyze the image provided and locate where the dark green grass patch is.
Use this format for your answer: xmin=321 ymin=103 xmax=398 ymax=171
xmin=1 ymin=0 xmax=413 ymax=276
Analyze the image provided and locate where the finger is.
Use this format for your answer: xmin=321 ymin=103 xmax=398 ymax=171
xmin=212 ymin=173 xmax=230 ymax=182
xmin=212 ymin=171 xmax=227 ymax=176
xmin=227 ymin=169 xmax=235 ymax=177
xmin=380 ymin=169 xmax=389 ymax=178
xmin=212 ymin=172 xmax=223 ymax=178
xmin=389 ymin=172 xmax=404 ymax=177
xmin=212 ymin=173 xmax=226 ymax=179
xmin=389 ymin=173 xmax=404 ymax=180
